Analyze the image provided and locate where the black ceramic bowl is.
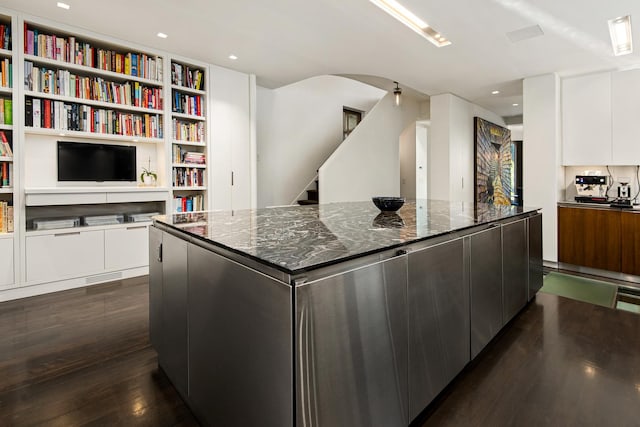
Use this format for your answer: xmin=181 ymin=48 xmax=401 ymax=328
xmin=372 ymin=196 xmax=405 ymax=212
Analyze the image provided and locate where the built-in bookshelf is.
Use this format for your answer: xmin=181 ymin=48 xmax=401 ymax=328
xmin=170 ymin=59 xmax=207 ymax=212
xmin=22 ymin=21 xmax=164 ymax=142
xmin=0 ymin=11 xmax=13 ymax=290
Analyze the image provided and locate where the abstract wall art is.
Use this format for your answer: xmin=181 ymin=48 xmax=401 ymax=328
xmin=474 ymin=117 xmax=514 ymax=207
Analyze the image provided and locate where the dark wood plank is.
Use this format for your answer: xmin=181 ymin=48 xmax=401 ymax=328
xmin=414 ymin=292 xmax=640 ymax=427
xmin=0 ymin=277 xmax=199 ymax=427
xmin=558 ymin=206 xmax=621 ymax=272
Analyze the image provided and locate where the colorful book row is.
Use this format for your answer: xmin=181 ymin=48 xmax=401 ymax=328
xmin=172 ymin=118 xmax=205 ymax=142
xmin=25 ymin=97 xmax=163 ymax=138
xmin=25 ymin=61 xmax=163 ymax=110
xmin=171 ymin=63 xmax=204 ymax=90
xmin=173 ymin=194 xmax=204 ymax=213
xmin=172 ymin=92 xmax=203 ymax=116
xmin=172 ymin=167 xmax=204 ymax=187
xmin=0 ymin=201 xmax=13 ymax=233
xmin=24 ymin=25 xmax=163 ymax=81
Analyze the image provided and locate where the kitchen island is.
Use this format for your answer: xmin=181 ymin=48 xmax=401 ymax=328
xmin=150 ymin=200 xmax=542 ymax=427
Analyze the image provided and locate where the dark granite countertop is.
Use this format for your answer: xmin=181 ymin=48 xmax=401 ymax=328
xmin=154 ymin=200 xmax=540 ymax=274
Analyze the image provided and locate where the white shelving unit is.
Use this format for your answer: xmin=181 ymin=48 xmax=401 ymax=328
xmin=169 ymin=57 xmax=208 ymax=213
xmin=0 ymin=10 xmax=15 ymax=290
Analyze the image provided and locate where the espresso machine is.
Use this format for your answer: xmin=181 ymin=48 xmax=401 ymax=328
xmin=610 ymin=178 xmax=632 ymax=208
xmin=574 ymin=175 xmax=608 ymax=203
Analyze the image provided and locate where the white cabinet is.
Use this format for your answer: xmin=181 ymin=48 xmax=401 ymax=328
xmin=105 ymin=225 xmax=149 ymax=270
xmin=562 ymin=73 xmax=612 ymax=165
xmin=210 ymin=65 xmax=254 ymax=211
xmin=26 ymin=230 xmax=105 ymax=283
xmin=0 ymin=237 xmax=14 ymax=287
xmin=612 ymin=69 xmax=640 ymax=164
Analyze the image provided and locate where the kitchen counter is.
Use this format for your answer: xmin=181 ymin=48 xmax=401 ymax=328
xmin=153 ymin=199 xmax=540 ymax=275
xmin=559 ymin=200 xmax=640 ymax=211
xmin=150 ymin=200 xmax=542 ymax=427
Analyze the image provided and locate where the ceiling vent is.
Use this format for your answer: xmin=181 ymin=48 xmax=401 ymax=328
xmin=506 ymin=25 xmax=544 ymax=43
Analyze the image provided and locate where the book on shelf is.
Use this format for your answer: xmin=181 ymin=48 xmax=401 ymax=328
xmin=25 ymin=97 xmax=164 ymax=138
xmin=0 ymin=58 xmax=12 ymax=88
xmin=0 ymin=130 xmax=12 ymax=157
xmin=1 ymin=162 xmax=11 ymax=187
xmin=0 ymin=24 xmax=11 ymax=51
xmin=173 ymin=194 xmax=204 ymax=213
xmin=24 ymin=24 xmax=163 ymax=81
xmin=0 ymin=201 xmax=12 ymax=233
xmin=24 ymin=61 xmax=164 ymax=110
xmin=172 ymin=118 xmax=205 ymax=142
xmin=172 ymin=166 xmax=204 ymax=187
xmin=2 ymin=98 xmax=11 ymax=125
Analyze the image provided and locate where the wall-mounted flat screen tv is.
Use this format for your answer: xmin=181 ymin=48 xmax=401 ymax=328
xmin=57 ymin=141 xmax=136 ymax=182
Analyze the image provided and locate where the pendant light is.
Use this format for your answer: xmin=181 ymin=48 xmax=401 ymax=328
xmin=393 ymin=81 xmax=402 ymax=106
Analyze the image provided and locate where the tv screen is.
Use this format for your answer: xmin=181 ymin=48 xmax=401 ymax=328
xmin=57 ymin=141 xmax=137 ymax=182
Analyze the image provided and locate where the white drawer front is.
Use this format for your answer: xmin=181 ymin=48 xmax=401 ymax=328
xmin=0 ymin=238 xmax=14 ymax=287
xmin=105 ymin=226 xmax=149 ymax=270
xmin=26 ymin=230 xmax=105 ymax=283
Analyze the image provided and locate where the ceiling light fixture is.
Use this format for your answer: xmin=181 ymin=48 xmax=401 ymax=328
xmin=608 ymin=15 xmax=633 ymax=56
xmin=229 ymin=54 xmax=238 ymax=60
xmin=393 ymin=81 xmax=402 ymax=106
xmin=157 ymin=32 xmax=168 ymax=39
xmin=56 ymin=2 xmax=70 ymax=9
xmin=512 ymin=103 xmax=519 ymax=106
xmin=492 ymin=90 xmax=500 ymax=95
xmin=370 ymin=0 xmax=451 ymax=47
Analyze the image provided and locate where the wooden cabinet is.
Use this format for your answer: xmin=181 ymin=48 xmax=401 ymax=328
xmin=621 ymin=212 xmax=640 ymax=276
xmin=558 ymin=206 xmax=621 ymax=272
xmin=562 ymin=73 xmax=612 ymax=165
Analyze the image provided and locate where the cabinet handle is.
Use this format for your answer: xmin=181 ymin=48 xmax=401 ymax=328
xmin=54 ymin=231 xmax=81 ymax=237
xmin=126 ymin=225 xmax=147 ymax=230
xmin=157 ymin=243 xmax=163 ymax=262
xmin=396 ymin=249 xmax=408 ymax=256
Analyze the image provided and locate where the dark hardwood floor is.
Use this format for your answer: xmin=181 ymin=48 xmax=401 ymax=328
xmin=1 ymin=277 xmax=639 ymax=426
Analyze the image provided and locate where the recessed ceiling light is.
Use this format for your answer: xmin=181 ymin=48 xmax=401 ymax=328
xmin=492 ymin=90 xmax=500 ymax=95
xmin=157 ymin=32 xmax=168 ymax=39
xmin=512 ymin=103 xmax=519 ymax=106
xmin=370 ymin=0 xmax=450 ymax=47
xmin=228 ymin=54 xmax=238 ymax=60
xmin=608 ymin=15 xmax=633 ymax=56
xmin=57 ymin=2 xmax=70 ymax=9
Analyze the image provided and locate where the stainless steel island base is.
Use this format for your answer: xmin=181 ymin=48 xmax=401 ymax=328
xmin=149 ymin=202 xmax=542 ymax=427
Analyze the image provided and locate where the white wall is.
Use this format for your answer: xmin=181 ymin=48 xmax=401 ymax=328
xmin=399 ymin=123 xmax=417 ymax=199
xmin=319 ymin=92 xmax=421 ymax=203
xmin=429 ymin=93 xmax=506 ymax=202
xmin=523 ymin=73 xmax=562 ymax=263
xmin=256 ymin=75 xmax=385 ymax=208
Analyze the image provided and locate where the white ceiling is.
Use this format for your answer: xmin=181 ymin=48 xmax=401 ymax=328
xmin=3 ymin=0 xmax=640 ymax=118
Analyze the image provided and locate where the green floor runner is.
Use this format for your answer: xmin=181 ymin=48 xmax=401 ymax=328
xmin=541 ymin=272 xmax=617 ymax=308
